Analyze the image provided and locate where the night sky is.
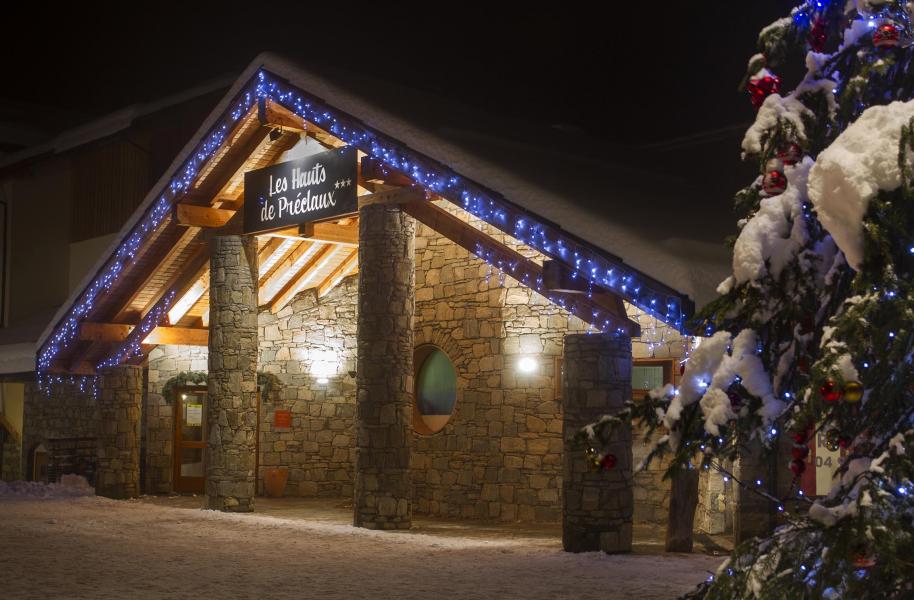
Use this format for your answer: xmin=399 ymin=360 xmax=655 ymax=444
xmin=2 ymin=3 xmax=798 ymax=145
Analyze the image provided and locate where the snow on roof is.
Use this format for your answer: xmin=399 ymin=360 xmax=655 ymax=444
xmin=0 ymin=78 xmax=232 ymax=170
xmin=37 ymin=53 xmax=731 ymax=355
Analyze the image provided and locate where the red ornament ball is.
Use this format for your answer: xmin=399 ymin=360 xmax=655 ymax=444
xmin=777 ymin=143 xmax=803 ymax=166
xmin=808 ymin=18 xmax=827 ymax=52
xmin=792 ymin=431 xmax=806 ymax=444
xmin=838 ymin=435 xmax=853 ymax=449
xmin=873 ymin=21 xmax=901 ymax=48
xmin=789 ymin=459 xmax=806 ymax=476
xmin=679 ymin=362 xmax=686 ymax=376
xmin=747 ymin=72 xmax=781 ymax=109
xmin=600 ymin=453 xmax=617 ymax=470
xmin=728 ymin=391 xmax=742 ymax=411
xmin=791 ymin=444 xmax=810 ymax=460
xmin=820 ymin=381 xmax=843 ymax=403
xmin=763 ymin=170 xmax=788 ymax=195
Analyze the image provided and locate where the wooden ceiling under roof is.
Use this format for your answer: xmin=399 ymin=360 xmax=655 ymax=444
xmin=49 ymin=99 xmax=639 ymax=375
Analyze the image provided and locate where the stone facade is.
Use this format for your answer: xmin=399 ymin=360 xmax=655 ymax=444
xmin=562 ymin=333 xmax=633 ymax=553
xmin=22 ymin=381 xmax=99 ymax=482
xmin=257 ymin=276 xmax=358 ymax=498
xmin=95 ymin=366 xmax=142 ymax=499
xmin=1 ymin=433 xmax=22 ymax=481
xmin=206 ymin=234 xmax=259 ymax=512
xmin=145 ymin=345 xmax=208 ymax=493
xmin=354 ymin=204 xmax=415 ymax=529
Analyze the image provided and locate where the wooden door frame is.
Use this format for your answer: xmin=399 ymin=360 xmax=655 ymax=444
xmin=173 ymin=385 xmax=207 ymax=494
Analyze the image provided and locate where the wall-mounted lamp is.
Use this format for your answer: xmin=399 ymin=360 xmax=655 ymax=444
xmin=517 ymin=356 xmax=538 ymax=374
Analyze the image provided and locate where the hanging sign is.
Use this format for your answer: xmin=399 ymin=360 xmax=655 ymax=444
xmin=243 ymin=145 xmax=358 ymax=235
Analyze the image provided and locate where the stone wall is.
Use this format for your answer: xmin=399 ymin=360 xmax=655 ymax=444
xmin=145 ymin=345 xmax=208 ymax=493
xmin=22 ymin=381 xmax=98 ymax=482
xmin=257 ymin=275 xmax=358 ymax=498
xmin=1 ymin=434 xmax=21 ymax=481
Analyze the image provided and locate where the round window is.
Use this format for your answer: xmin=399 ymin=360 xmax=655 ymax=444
xmin=413 ymin=346 xmax=457 ymax=435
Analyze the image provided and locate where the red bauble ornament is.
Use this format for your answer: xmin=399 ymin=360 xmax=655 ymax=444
xmin=747 ymin=72 xmax=781 ymax=109
xmin=789 ymin=458 xmax=806 ymax=476
xmin=792 ymin=432 xmax=806 ymax=444
xmin=791 ymin=444 xmax=810 ymax=460
xmin=777 ymin=143 xmax=803 ymax=166
xmin=728 ymin=391 xmax=742 ymax=411
xmin=808 ymin=18 xmax=827 ymax=52
xmin=600 ymin=453 xmax=617 ymax=470
xmin=763 ymin=170 xmax=788 ymax=195
xmin=679 ymin=362 xmax=686 ymax=376
xmin=820 ymin=381 xmax=843 ymax=403
xmin=838 ymin=435 xmax=853 ymax=449
xmin=873 ymin=22 xmax=901 ymax=48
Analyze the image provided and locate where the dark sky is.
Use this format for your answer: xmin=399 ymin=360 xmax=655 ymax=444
xmin=1 ymin=2 xmax=798 ymax=145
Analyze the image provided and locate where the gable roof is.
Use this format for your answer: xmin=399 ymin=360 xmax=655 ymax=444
xmin=36 ymin=52 xmax=730 ymax=375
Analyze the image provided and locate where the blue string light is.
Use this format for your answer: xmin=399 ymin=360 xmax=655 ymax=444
xmin=37 ymin=67 xmax=695 ymax=389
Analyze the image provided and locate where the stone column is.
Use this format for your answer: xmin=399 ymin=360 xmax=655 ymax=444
xmin=206 ymin=235 xmax=259 ymax=512
xmin=96 ymin=365 xmax=142 ymax=499
xmin=354 ymin=203 xmax=415 ymax=530
xmin=562 ymin=332 xmax=633 ymax=553
xmin=734 ymin=439 xmax=775 ymax=543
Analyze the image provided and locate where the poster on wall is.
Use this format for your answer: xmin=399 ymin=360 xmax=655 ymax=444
xmin=243 ymin=145 xmax=358 ymax=235
xmin=274 ymin=409 xmax=292 ymax=432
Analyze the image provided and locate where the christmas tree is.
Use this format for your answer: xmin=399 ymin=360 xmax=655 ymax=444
xmin=582 ymin=1 xmax=914 ymax=597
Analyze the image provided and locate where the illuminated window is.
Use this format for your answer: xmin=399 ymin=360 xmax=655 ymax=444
xmin=413 ymin=346 xmax=457 ymax=435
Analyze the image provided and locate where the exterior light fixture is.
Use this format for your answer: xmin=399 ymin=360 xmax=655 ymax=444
xmin=316 ymin=377 xmax=329 ymax=385
xmin=517 ymin=356 xmax=538 ymax=374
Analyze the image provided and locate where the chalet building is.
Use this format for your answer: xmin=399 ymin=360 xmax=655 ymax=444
xmin=0 ymin=54 xmax=784 ymax=550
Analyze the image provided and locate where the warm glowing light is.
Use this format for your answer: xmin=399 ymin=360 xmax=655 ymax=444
xmin=517 ymin=356 xmax=538 ymax=374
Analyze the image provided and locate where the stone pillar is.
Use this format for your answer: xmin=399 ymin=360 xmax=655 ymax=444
xmin=96 ymin=365 xmax=142 ymax=499
xmin=562 ymin=332 xmax=633 ymax=553
xmin=206 ymin=235 xmax=259 ymax=512
xmin=734 ymin=439 xmax=775 ymax=543
xmin=354 ymin=203 xmax=415 ymax=530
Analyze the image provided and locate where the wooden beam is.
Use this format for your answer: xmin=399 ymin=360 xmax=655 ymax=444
xmin=317 ymin=248 xmax=358 ymax=297
xmin=174 ymin=204 xmax=235 ymax=228
xmin=258 ymin=238 xmax=299 ymax=286
xmin=270 ymin=244 xmax=338 ymax=313
xmin=167 ymin=270 xmax=209 ymax=325
xmin=259 ymin=241 xmax=317 ymax=303
xmin=257 ymin=97 xmax=344 ymax=149
xmin=78 ymin=323 xmax=208 ymax=346
xmin=360 ymin=156 xmax=414 ymax=186
xmin=542 ymin=259 xmax=589 ymax=294
xmin=299 ymin=220 xmax=359 ymax=246
xmin=358 ymin=186 xmax=428 ymax=208
xmin=78 ymin=322 xmax=133 ymax=343
xmin=142 ymin=326 xmax=208 ymax=346
xmin=401 ymin=201 xmax=640 ymax=337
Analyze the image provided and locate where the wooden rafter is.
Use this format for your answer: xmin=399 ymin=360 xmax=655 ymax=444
xmin=258 ymin=97 xmax=345 ymax=149
xmin=299 ymin=220 xmax=358 ymax=246
xmin=269 ymin=244 xmax=339 ymax=313
xmin=402 ymin=200 xmax=640 ymax=337
xmin=167 ymin=269 xmax=209 ymax=324
xmin=78 ymin=323 xmax=207 ymax=346
xmin=259 ymin=241 xmax=318 ymax=303
xmin=258 ymin=238 xmax=299 ymax=286
xmin=174 ymin=204 xmax=235 ymax=228
xmin=317 ymin=248 xmax=358 ymax=297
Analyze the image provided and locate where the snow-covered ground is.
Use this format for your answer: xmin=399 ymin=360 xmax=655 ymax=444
xmin=0 ymin=485 xmax=721 ymax=600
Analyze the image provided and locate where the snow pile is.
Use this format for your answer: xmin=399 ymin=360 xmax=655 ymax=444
xmin=0 ymin=474 xmax=94 ymax=498
xmin=732 ymin=159 xmax=814 ymax=284
xmin=661 ymin=330 xmax=785 ymax=443
xmin=808 ymin=100 xmax=914 ymax=269
xmin=742 ymin=92 xmax=812 ymax=156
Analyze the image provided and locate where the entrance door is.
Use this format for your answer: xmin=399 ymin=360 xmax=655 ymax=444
xmin=174 ymin=388 xmax=206 ymax=494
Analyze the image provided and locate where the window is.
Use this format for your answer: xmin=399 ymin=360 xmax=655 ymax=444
xmin=632 ymin=358 xmax=675 ymax=397
xmin=413 ymin=345 xmax=457 ymax=435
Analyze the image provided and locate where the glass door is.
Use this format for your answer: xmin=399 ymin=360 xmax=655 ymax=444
xmin=173 ymin=388 xmax=206 ymax=494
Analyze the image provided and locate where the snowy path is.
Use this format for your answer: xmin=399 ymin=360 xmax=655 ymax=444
xmin=0 ymin=496 xmax=721 ymax=600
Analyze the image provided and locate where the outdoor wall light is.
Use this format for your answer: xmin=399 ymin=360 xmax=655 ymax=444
xmin=517 ymin=356 xmax=538 ymax=374
xmin=316 ymin=377 xmax=329 ymax=385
